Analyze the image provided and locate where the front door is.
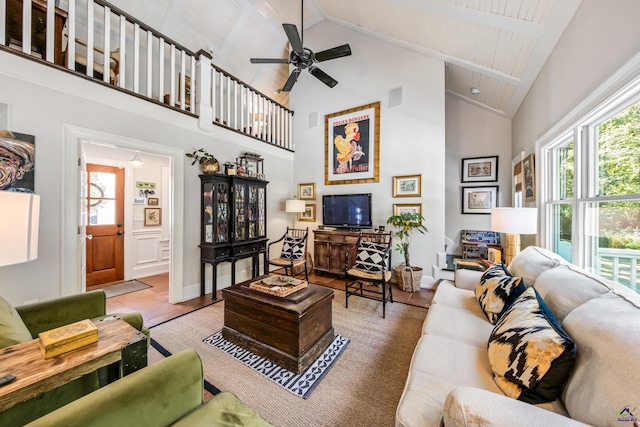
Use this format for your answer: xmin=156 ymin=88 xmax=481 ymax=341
xmin=85 ymin=164 xmax=124 ymax=287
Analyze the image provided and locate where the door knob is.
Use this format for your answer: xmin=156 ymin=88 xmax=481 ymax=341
xmin=117 ymin=231 xmax=123 ymax=235
xmin=117 ymin=223 xmax=123 ymax=227
xmin=86 ymin=234 xmax=93 ymax=240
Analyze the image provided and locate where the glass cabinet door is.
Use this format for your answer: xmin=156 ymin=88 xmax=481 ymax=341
xmin=234 ymin=182 xmax=246 ymax=241
xmin=257 ymin=186 xmax=266 ymax=238
xmin=215 ymin=180 xmax=230 ymax=243
xmin=202 ymin=182 xmax=214 ymax=243
xmin=248 ymin=185 xmax=258 ymax=239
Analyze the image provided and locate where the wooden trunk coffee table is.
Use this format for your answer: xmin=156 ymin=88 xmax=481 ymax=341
xmin=221 ymin=276 xmax=334 ymax=373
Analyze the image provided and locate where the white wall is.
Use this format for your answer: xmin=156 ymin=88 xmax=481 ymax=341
xmin=0 ymin=50 xmax=294 ymax=306
xmin=445 ymin=95 xmax=512 ymax=255
xmin=291 ymin=21 xmax=446 ymax=287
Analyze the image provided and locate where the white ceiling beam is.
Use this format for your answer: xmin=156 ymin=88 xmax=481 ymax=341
xmin=388 ymin=0 xmax=545 ymax=38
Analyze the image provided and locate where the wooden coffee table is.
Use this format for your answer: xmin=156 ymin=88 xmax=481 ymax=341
xmin=0 ymin=318 xmax=145 ymax=412
xmin=222 ymin=276 xmax=334 ymax=373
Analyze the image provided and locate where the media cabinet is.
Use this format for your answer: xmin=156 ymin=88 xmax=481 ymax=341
xmin=313 ymin=229 xmax=361 ymax=275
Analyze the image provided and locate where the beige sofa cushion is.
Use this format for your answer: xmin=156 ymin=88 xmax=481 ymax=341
xmin=507 ymin=246 xmax=566 ymax=286
xmin=432 ymin=281 xmax=485 ymax=317
xmin=561 ymin=292 xmax=640 ymax=426
xmin=422 ymin=304 xmax=494 ymax=348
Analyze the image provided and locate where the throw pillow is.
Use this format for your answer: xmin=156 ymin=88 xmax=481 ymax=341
xmin=488 ymin=287 xmax=577 ymax=404
xmin=355 ymin=241 xmax=389 ymax=272
xmin=475 ymin=263 xmax=526 ymax=324
xmin=0 ymin=296 xmax=33 ymax=348
xmin=280 ymin=235 xmax=305 ymax=260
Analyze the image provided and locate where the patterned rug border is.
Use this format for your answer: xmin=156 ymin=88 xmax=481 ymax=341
xmin=203 ymin=331 xmax=349 ymax=399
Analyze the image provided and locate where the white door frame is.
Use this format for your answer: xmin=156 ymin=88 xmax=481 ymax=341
xmin=61 ymin=125 xmax=185 ymax=303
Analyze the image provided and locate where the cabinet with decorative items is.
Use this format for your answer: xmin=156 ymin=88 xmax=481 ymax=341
xmin=460 ymin=230 xmax=501 ymax=260
xmin=199 ymin=174 xmax=268 ymax=299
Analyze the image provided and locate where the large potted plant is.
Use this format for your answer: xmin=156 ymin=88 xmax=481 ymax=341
xmin=186 ymin=148 xmax=220 ymax=174
xmin=387 ymin=212 xmax=428 ymax=292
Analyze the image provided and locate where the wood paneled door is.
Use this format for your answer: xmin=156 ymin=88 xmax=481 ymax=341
xmin=85 ymin=164 xmax=124 ymax=287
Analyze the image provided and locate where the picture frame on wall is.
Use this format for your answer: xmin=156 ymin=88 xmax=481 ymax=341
xmin=147 ymin=197 xmax=159 ymax=206
xmin=461 ymin=156 xmax=498 ymax=183
xmin=393 ymin=174 xmax=421 ymax=197
xmin=461 ymin=186 xmax=498 ymax=214
xmin=298 ymin=204 xmax=316 ymax=222
xmin=325 ymin=101 xmax=380 ymax=185
xmin=523 ymin=154 xmax=536 ymax=202
xmin=393 ymin=203 xmax=422 ymax=216
xmin=144 ymin=207 xmax=162 ymax=226
xmin=298 ymin=183 xmax=316 ymax=200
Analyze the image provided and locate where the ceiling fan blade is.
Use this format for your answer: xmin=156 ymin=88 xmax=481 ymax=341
xmin=309 ymin=66 xmax=338 ymax=88
xmin=282 ymin=68 xmax=301 ymax=92
xmin=282 ymin=23 xmax=303 ymax=55
xmin=250 ymin=58 xmax=290 ymax=64
xmin=314 ymin=44 xmax=352 ymax=62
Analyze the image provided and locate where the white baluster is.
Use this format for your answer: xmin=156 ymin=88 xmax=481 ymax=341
xmin=67 ymin=0 xmax=75 ymax=71
xmin=86 ymin=0 xmax=94 ymax=78
xmin=146 ymin=30 xmax=153 ymax=95
xmin=157 ymin=37 xmax=164 ymax=102
xmin=46 ymin=0 xmax=54 ymax=62
xmin=180 ymin=50 xmax=186 ymax=110
xmin=118 ymin=15 xmax=126 ymax=88
xmin=22 ymin=0 xmax=31 ymax=56
xmin=133 ymin=23 xmax=140 ymax=93
xmin=103 ymin=5 xmax=111 ymax=83
xmin=0 ymin=0 xmax=6 ymax=46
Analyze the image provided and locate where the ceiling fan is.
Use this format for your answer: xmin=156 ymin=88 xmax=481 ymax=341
xmin=250 ymin=1 xmax=352 ymax=92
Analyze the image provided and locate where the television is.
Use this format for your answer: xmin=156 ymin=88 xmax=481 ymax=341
xmin=322 ymin=193 xmax=373 ymax=229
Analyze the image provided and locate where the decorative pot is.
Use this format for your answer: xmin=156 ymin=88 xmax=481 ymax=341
xmin=393 ymin=264 xmax=423 ymax=292
xmin=200 ymin=161 xmax=220 ymax=174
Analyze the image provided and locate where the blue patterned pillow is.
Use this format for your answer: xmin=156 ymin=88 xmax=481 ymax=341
xmin=355 ymin=241 xmax=389 ymax=272
xmin=488 ymin=287 xmax=577 ymax=404
xmin=280 ymin=235 xmax=305 ymax=260
xmin=475 ymin=263 xmax=526 ymax=324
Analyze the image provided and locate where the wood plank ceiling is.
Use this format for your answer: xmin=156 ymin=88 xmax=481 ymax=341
xmin=106 ymin=0 xmax=582 ymax=118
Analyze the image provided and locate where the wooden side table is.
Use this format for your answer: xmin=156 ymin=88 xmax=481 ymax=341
xmin=0 ymin=318 xmax=146 ymax=412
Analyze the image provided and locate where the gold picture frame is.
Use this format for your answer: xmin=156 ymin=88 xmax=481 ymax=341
xmin=298 ymin=204 xmax=316 ymax=222
xmin=147 ymin=197 xmax=159 ymax=206
xmin=144 ymin=207 xmax=161 ymax=226
xmin=393 ymin=203 xmax=422 ymax=216
xmin=325 ymin=101 xmax=380 ymax=185
xmin=393 ymin=174 xmax=421 ymax=197
xmin=298 ymin=182 xmax=316 ymax=200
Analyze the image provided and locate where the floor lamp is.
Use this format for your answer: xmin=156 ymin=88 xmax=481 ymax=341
xmin=490 ymin=207 xmax=537 ymax=266
xmin=285 ymin=198 xmax=305 ymax=228
xmin=0 ymin=192 xmax=40 ymax=267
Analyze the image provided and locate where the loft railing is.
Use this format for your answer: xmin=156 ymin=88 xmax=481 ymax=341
xmin=0 ymin=0 xmax=294 ymax=150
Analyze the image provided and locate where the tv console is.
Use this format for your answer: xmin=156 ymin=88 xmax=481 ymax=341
xmin=313 ymin=229 xmax=362 ymax=275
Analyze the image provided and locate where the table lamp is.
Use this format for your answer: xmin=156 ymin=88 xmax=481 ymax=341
xmin=0 ymin=192 xmax=40 ymax=267
xmin=490 ymin=207 xmax=537 ymax=265
xmin=285 ymin=197 xmax=305 ymax=228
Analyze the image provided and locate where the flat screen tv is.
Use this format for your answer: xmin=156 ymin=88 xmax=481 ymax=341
xmin=322 ymin=193 xmax=372 ymax=229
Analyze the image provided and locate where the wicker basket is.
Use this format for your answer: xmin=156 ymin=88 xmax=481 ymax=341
xmin=393 ymin=265 xmax=423 ymax=292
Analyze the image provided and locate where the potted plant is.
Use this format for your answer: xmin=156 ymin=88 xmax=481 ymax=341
xmin=387 ymin=212 xmax=428 ymax=292
xmin=186 ymin=148 xmax=220 ymax=174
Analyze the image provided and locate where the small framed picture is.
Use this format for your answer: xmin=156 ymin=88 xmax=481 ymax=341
xmin=144 ymin=207 xmax=162 ymax=226
xmin=523 ymin=154 xmax=536 ymax=202
xmin=393 ymin=203 xmax=422 ymax=216
xmin=133 ymin=197 xmax=145 ymax=205
xmin=298 ymin=183 xmax=316 ymax=200
xmin=461 ymin=186 xmax=498 ymax=214
xmin=393 ymin=174 xmax=421 ymax=197
xmin=147 ymin=197 xmax=159 ymax=206
xmin=461 ymin=156 xmax=498 ymax=182
xmin=298 ymin=204 xmax=316 ymax=222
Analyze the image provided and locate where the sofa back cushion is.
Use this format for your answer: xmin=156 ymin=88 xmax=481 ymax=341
xmin=488 ymin=287 xmax=576 ymax=404
xmin=0 ymin=296 xmax=33 ymax=348
xmin=534 ymin=264 xmax=614 ymax=321
xmin=561 ymin=292 xmax=640 ymax=426
xmin=475 ymin=264 xmax=526 ymax=324
xmin=507 ymin=246 xmax=566 ymax=286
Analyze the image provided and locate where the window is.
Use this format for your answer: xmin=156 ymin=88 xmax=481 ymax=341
xmin=542 ymin=80 xmax=640 ymax=294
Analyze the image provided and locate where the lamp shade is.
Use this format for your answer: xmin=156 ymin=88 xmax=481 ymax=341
xmin=0 ymin=192 xmax=40 ymax=266
xmin=285 ymin=199 xmax=306 ymax=213
xmin=491 ymin=207 xmax=537 ymax=235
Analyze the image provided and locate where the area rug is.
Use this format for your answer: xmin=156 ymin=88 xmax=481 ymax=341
xmin=204 ymin=331 xmax=349 ymax=398
xmin=102 ymin=280 xmax=151 ymax=298
xmin=150 ymin=289 xmax=427 ymax=426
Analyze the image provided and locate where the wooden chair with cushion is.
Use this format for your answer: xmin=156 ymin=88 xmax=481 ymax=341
xmin=344 ymin=232 xmax=393 ymax=318
xmin=266 ymin=227 xmax=309 ymax=282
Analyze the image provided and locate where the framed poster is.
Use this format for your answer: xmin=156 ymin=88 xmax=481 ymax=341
xmin=461 ymin=156 xmax=498 ymax=182
xmin=298 ymin=204 xmax=316 ymax=222
xmin=393 ymin=203 xmax=422 ymax=216
xmin=144 ymin=208 xmax=162 ymax=226
xmin=325 ymin=101 xmax=380 ymax=185
xmin=523 ymin=154 xmax=535 ymax=202
xmin=298 ymin=183 xmax=316 ymax=200
xmin=461 ymin=186 xmax=498 ymax=214
xmin=393 ymin=174 xmax=421 ymax=197
xmin=0 ymin=130 xmax=35 ymax=192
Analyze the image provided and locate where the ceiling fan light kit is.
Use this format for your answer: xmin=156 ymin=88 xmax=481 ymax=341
xmin=250 ymin=1 xmax=352 ymax=92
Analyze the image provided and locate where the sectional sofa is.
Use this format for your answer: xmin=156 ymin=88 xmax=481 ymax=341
xmin=396 ymin=246 xmax=640 ymax=426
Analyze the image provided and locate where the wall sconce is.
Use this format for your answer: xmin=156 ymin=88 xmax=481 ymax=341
xmin=129 ymin=153 xmax=144 ymax=168
xmin=0 ymin=192 xmax=40 ymax=267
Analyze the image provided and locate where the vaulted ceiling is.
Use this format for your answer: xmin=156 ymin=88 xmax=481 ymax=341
xmin=106 ymin=0 xmax=582 ymax=118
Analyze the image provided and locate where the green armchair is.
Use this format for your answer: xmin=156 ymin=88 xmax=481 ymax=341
xmin=26 ymin=349 xmax=274 ymax=427
xmin=0 ymin=290 xmax=149 ymax=425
